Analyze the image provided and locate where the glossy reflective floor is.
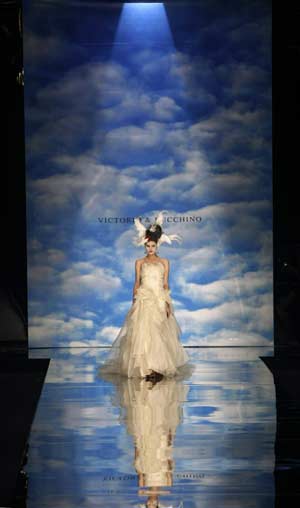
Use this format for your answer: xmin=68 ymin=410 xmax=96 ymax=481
xmin=27 ymin=347 xmax=275 ymax=508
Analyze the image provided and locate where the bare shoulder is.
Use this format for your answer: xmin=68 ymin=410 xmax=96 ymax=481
xmin=160 ymin=257 xmax=170 ymax=266
xmin=135 ymin=258 xmax=144 ymax=265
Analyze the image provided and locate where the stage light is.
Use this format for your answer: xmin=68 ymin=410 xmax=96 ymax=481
xmin=124 ymin=2 xmax=164 ymax=9
xmin=114 ymin=2 xmax=173 ymax=49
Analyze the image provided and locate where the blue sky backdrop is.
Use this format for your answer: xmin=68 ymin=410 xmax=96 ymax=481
xmin=24 ymin=0 xmax=272 ymax=347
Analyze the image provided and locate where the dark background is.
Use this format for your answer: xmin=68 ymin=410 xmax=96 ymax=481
xmin=1 ymin=0 xmax=27 ymax=347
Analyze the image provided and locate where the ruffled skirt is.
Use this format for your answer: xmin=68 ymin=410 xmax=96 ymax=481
xmin=99 ymin=286 xmax=189 ymax=378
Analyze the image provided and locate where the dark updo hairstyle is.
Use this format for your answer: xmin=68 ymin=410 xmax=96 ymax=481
xmin=144 ymin=224 xmax=162 ymax=244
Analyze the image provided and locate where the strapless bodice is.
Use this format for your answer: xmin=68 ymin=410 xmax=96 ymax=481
xmin=140 ymin=261 xmax=165 ymax=293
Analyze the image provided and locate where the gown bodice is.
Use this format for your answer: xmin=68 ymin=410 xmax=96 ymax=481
xmin=140 ymin=261 xmax=165 ymax=294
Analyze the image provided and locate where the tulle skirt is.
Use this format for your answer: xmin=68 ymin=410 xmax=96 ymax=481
xmin=99 ymin=286 xmax=189 ymax=378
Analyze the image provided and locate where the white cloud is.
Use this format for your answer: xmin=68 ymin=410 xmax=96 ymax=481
xmin=154 ymin=96 xmax=182 ymax=120
xmin=28 ymin=244 xmax=66 ymax=267
xmin=34 ymin=61 xmax=127 ymax=116
xmin=29 ymin=314 xmax=95 ymax=345
xmin=23 ymin=30 xmax=78 ymax=67
xmin=178 ymin=270 xmax=272 ymax=305
xmin=29 ymin=155 xmax=140 ymax=219
xmin=95 ymin=326 xmax=120 ymax=343
xmin=101 ymin=121 xmax=165 ymax=153
xmin=98 ymin=92 xmax=182 ymax=125
xmin=60 ymin=262 xmax=121 ymax=300
xmin=123 ymin=159 xmax=176 ymax=179
xmin=178 ymin=247 xmax=247 ymax=279
xmin=26 ymin=60 xmax=128 ymax=159
xmin=28 ymin=264 xmax=57 ymax=285
xmin=190 ymin=102 xmax=268 ymax=134
xmin=176 ymin=293 xmax=273 ymax=337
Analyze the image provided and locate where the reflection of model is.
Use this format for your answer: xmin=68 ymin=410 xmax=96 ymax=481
xmin=111 ymin=375 xmax=189 ymax=508
xmin=99 ymin=212 xmax=189 ymax=380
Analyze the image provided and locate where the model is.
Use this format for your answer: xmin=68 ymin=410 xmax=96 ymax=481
xmin=99 ymin=211 xmax=189 ymax=380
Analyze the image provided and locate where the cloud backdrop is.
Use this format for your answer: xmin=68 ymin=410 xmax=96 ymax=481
xmin=24 ymin=0 xmax=272 ymax=347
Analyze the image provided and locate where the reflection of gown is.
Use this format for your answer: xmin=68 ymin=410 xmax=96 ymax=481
xmin=99 ymin=261 xmax=189 ymax=378
xmin=112 ymin=377 xmax=190 ymax=488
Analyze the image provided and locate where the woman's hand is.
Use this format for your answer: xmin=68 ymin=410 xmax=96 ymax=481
xmin=166 ymin=302 xmax=171 ymax=318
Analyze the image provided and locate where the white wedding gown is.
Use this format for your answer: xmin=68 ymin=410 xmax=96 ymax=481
xmin=99 ymin=261 xmax=189 ymax=378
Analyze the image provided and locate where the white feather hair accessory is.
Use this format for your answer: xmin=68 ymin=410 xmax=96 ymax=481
xmin=133 ymin=211 xmax=182 ymax=247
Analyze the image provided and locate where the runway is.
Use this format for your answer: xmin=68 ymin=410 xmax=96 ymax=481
xmin=26 ymin=347 xmax=275 ymax=508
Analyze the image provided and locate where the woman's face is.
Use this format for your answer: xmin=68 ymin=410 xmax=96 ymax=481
xmin=145 ymin=240 xmax=157 ymax=255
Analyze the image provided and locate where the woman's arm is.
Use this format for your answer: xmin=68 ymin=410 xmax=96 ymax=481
xmin=133 ymin=259 xmax=141 ymax=301
xmin=163 ymin=259 xmax=171 ymax=317
xmin=163 ymin=259 xmax=170 ymax=289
